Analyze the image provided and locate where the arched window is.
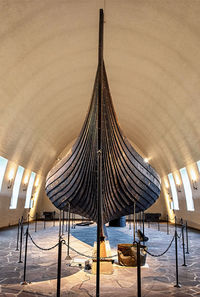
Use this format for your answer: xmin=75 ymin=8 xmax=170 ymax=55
xmin=180 ymin=167 xmax=194 ymax=211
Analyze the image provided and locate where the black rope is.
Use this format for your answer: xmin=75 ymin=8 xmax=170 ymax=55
xmin=28 ymin=232 xmax=59 ymax=251
xmin=63 ymin=240 xmax=117 ymax=259
xmin=28 ymin=233 xmax=118 ymax=259
xmin=145 ymin=234 xmax=175 ymax=257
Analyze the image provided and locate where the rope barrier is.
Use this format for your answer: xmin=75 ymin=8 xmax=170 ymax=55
xmin=28 ymin=232 xmax=59 ymax=251
xmin=28 ymin=229 xmax=178 ymax=261
xmin=145 ymin=234 xmax=175 ymax=257
xmin=63 ymin=240 xmax=118 ymax=260
xmin=28 ymin=232 xmax=117 ymax=259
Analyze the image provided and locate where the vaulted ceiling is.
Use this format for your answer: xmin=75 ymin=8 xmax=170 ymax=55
xmin=0 ymin=0 xmax=200 ymax=178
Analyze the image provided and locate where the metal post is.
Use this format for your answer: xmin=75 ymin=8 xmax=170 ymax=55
xmin=175 ymin=216 xmax=177 ymax=231
xmin=133 ymin=203 xmax=136 ymax=243
xmin=140 ymin=212 xmax=142 ymax=229
xmin=135 ymin=213 xmax=138 ymax=232
xmin=185 ymin=221 xmax=189 ymax=254
xmin=142 ymin=211 xmax=145 ymax=235
xmin=16 ymin=218 xmax=20 ymax=251
xmin=18 ymin=217 xmax=23 ymax=263
xmin=53 ymin=211 xmax=55 ymax=227
xmin=174 ymin=230 xmax=181 ymax=288
xmin=65 ymin=211 xmax=68 ymax=233
xmin=148 ymin=218 xmax=150 ymax=228
xmin=59 ymin=210 xmax=61 ymax=238
xmin=96 ymin=9 xmax=104 ymax=297
xmin=21 ymin=227 xmax=29 ymax=285
xmin=56 ymin=236 xmax=62 ymax=297
xmin=181 ymin=224 xmax=187 ymax=266
xmin=62 ymin=210 xmax=64 ymax=235
xmin=71 ymin=212 xmax=73 ymax=229
xmin=66 ymin=204 xmax=71 ymax=258
xmin=27 ymin=213 xmax=30 ymax=230
xmin=158 ymin=217 xmax=160 ymax=231
xmin=73 ymin=213 xmax=76 ymax=229
xmin=35 ymin=213 xmax=37 ymax=233
xmin=167 ymin=214 xmax=169 ymax=235
xmin=129 ymin=215 xmax=131 ymax=230
xmin=137 ymin=242 xmax=141 ymax=297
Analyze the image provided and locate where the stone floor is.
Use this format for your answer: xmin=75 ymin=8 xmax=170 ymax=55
xmin=0 ymin=220 xmax=199 ymax=296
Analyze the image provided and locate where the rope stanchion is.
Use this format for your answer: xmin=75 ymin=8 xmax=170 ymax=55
xmin=145 ymin=230 xmax=181 ymax=288
xmin=16 ymin=218 xmax=20 ymax=251
xmin=65 ymin=211 xmax=68 ymax=233
xmin=21 ymin=227 xmax=29 ymax=285
xmin=57 ymin=236 xmax=62 ymax=297
xmin=185 ymin=221 xmax=189 ymax=254
xmin=18 ymin=216 xmax=23 ymax=263
xmin=66 ymin=203 xmax=71 ymax=261
xmin=62 ymin=210 xmax=65 ymax=235
xmin=174 ymin=230 xmax=181 ymax=288
xmin=137 ymin=242 xmax=141 ymax=297
xmin=133 ymin=203 xmax=136 ymax=243
xmin=181 ymin=224 xmax=187 ymax=267
xmin=136 ymin=213 xmax=138 ymax=232
xmin=175 ymin=216 xmax=177 ymax=231
xmin=142 ymin=211 xmax=145 ymax=237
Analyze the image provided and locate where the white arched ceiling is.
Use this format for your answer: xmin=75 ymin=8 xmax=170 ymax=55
xmin=0 ymin=0 xmax=200 ymax=178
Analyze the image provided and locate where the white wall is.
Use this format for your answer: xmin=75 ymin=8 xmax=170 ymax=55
xmin=0 ymin=158 xmax=42 ymax=228
xmin=163 ymin=162 xmax=200 ymax=230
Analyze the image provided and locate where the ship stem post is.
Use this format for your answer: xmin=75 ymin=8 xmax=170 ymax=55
xmin=96 ymin=8 xmax=104 ymax=297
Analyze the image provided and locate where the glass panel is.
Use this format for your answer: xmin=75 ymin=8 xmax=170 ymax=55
xmin=0 ymin=156 xmax=8 ymax=191
xmin=24 ymin=172 xmax=36 ymax=209
xmin=168 ymin=173 xmax=179 ymax=210
xmin=10 ymin=165 xmax=24 ymax=209
xmin=180 ymin=167 xmax=194 ymax=211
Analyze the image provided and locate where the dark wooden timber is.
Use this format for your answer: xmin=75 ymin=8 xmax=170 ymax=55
xmin=45 ymin=10 xmax=161 ymax=224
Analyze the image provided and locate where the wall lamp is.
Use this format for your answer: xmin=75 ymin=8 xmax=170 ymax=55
xmin=23 ymin=175 xmax=29 ymax=191
xmin=174 ymin=174 xmax=181 ymax=192
xmin=7 ymin=169 xmax=14 ymax=189
xmin=191 ymin=169 xmax=198 ymax=190
xmin=192 ymin=180 xmax=198 ymax=190
xmin=32 ymin=178 xmax=39 ymax=195
xmin=7 ymin=179 xmax=13 ymax=189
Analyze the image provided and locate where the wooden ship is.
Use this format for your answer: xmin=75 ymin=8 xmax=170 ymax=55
xmin=45 ymin=10 xmax=161 ymax=224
